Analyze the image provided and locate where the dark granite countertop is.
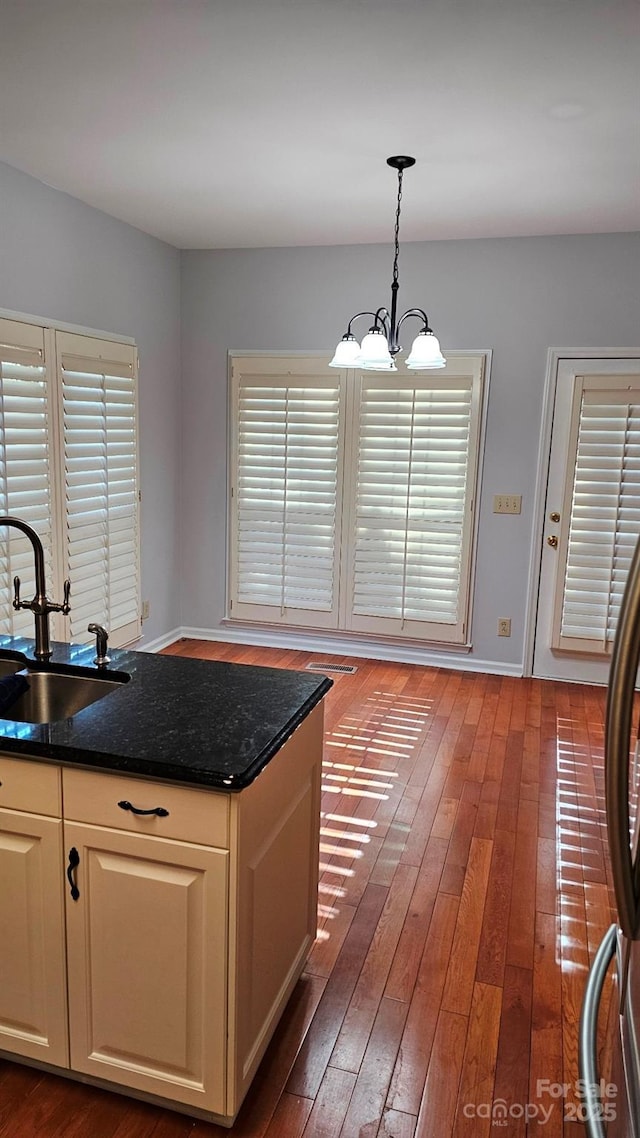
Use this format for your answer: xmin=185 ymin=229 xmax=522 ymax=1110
xmin=0 ymin=636 xmax=332 ymax=790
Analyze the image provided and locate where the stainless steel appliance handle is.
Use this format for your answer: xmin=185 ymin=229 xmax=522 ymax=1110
xmin=578 ymin=923 xmax=617 ymax=1138
xmin=606 ymin=535 xmax=640 ymax=940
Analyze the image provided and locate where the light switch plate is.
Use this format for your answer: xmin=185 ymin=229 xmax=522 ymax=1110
xmin=493 ymin=495 xmax=522 ymax=514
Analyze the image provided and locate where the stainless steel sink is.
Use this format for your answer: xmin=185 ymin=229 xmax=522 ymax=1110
xmin=3 ymin=669 xmax=126 ymax=724
xmin=0 ymin=658 xmax=23 ymax=679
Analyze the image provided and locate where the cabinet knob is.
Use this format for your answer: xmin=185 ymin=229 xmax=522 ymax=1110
xmin=547 ymin=535 xmax=558 ymax=548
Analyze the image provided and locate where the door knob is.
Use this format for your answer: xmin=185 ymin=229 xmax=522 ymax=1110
xmin=547 ymin=535 xmax=558 ymax=548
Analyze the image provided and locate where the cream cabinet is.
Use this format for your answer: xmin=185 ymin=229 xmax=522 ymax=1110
xmin=64 ymin=822 xmax=229 ymax=1114
xmin=0 ymin=701 xmax=323 ymax=1126
xmin=0 ymin=758 xmax=68 ymax=1067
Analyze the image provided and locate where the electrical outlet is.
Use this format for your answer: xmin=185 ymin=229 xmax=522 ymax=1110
xmin=141 ymin=600 xmax=150 ymax=621
xmin=498 ymin=618 xmax=511 ymax=637
xmin=493 ymin=495 xmax=522 ymax=515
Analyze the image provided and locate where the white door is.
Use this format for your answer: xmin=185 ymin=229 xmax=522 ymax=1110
xmin=532 ymin=354 xmax=640 ymax=683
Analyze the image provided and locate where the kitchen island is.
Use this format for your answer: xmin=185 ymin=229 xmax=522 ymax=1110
xmin=0 ymin=637 xmax=331 ymax=1126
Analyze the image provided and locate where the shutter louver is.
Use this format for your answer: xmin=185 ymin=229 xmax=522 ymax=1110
xmin=61 ymin=350 xmax=139 ymax=647
xmin=0 ymin=325 xmax=55 ymax=639
xmin=556 ymin=382 xmax=640 ymax=652
xmin=232 ymin=371 xmax=342 ymax=628
xmin=347 ymin=378 xmax=474 ymax=642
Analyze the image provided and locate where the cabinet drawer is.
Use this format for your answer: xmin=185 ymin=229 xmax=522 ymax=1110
xmin=0 ymin=755 xmax=61 ymax=816
xmin=62 ymin=768 xmax=229 ymax=848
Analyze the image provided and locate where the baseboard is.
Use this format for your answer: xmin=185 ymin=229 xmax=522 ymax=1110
xmin=133 ymin=627 xmax=183 ymax=654
xmin=178 ymin=624 xmax=524 ymax=677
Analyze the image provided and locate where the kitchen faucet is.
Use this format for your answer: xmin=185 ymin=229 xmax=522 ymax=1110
xmin=0 ymin=515 xmax=71 ymax=661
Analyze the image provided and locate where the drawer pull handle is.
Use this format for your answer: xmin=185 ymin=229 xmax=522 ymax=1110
xmin=117 ymin=799 xmax=169 ymax=818
xmin=67 ymin=847 xmax=80 ymax=901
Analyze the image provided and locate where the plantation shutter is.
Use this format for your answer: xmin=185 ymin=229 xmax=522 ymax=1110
xmin=553 ymin=375 xmax=640 ymax=653
xmin=0 ymin=318 xmax=56 ymax=638
xmin=57 ymin=331 xmax=139 ymax=647
xmin=230 ymin=358 xmax=343 ymax=628
xmin=345 ymin=366 xmax=482 ymax=644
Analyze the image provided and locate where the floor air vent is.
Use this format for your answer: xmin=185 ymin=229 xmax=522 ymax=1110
xmin=305 ymin=662 xmax=358 ymax=674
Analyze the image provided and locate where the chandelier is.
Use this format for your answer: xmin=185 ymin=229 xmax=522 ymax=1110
xmin=329 ymin=156 xmax=445 ymax=371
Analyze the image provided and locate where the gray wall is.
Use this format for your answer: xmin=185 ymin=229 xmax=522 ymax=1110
xmin=2 ymin=156 xmax=637 ymax=670
xmin=0 ymin=160 xmax=181 ymax=644
xmin=180 ymin=232 xmax=640 ymax=671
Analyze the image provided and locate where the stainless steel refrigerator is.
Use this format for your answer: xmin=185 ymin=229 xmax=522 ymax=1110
xmin=580 ymin=538 xmax=640 ymax=1136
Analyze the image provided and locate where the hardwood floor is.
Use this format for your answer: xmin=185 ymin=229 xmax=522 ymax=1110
xmin=0 ymin=642 xmax=617 ymax=1137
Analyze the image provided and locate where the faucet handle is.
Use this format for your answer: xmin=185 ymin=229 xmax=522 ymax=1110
xmin=47 ymin=578 xmax=71 ymax=615
xmin=12 ymin=575 xmax=26 ymax=611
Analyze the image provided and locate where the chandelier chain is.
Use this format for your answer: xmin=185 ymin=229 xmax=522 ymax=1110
xmin=392 ymin=168 xmax=403 ymax=288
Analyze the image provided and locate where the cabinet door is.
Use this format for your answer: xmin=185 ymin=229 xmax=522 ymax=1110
xmin=64 ymin=822 xmax=228 ymax=1115
xmin=0 ymin=808 xmax=68 ymax=1066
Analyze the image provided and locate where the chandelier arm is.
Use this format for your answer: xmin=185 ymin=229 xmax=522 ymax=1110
xmin=372 ymin=307 xmax=390 ymax=335
xmin=396 ymin=308 xmax=431 ymax=334
xmin=345 ymin=311 xmax=382 ymax=337
xmin=389 ymin=310 xmax=431 ymax=356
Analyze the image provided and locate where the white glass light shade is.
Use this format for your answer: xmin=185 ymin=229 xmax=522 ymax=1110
xmin=357 ymin=330 xmax=394 ymax=370
xmin=329 ymin=336 xmax=362 ymax=368
xmin=405 ymin=331 xmax=446 ymax=369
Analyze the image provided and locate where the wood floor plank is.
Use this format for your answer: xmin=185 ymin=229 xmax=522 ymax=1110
xmin=299 ymin=1066 xmax=357 ymax=1138
xmin=337 ymin=998 xmax=408 ymax=1138
xmin=439 ymin=795 xmax=478 ymax=897
xmin=386 ymin=891 xmax=460 ymax=1116
xmin=413 ymin=1011 xmax=467 ymax=1138
xmin=529 ymin=910 xmax=564 ymax=1138
xmin=0 ymin=1061 xmax=46 ymax=1131
xmin=329 ymin=862 xmax=418 ymax=1073
xmin=383 ymin=836 xmax=448 ymax=1003
xmin=0 ymin=1072 xmax=118 ymax=1138
xmin=262 ymin=1093 xmax=313 ymax=1138
xmin=441 ymin=836 xmax=493 ymax=1016
xmin=147 ymin=1112 xmax=198 ymax=1138
xmin=287 ymin=883 xmax=389 ymax=1100
xmin=376 ymin=1109 xmax=417 ymax=1138
xmin=505 ymin=797 xmax=538 ymax=970
xmin=399 ymin=766 xmax=448 ymax=868
xmin=306 ymin=900 xmax=357 ymax=980
xmin=475 ymin=826 xmax=517 ymax=986
xmin=536 ymin=834 xmax=558 ymax=916
xmin=452 ymin=981 xmax=502 ymax=1137
xmin=491 ymin=964 xmax=533 ymax=1138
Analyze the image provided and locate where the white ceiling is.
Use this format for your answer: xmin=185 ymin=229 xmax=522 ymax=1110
xmin=0 ymin=0 xmax=638 ymax=250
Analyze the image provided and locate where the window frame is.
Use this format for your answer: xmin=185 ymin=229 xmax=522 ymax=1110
xmin=0 ymin=308 xmax=140 ymax=649
xmin=227 ymin=350 xmax=488 ymax=648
